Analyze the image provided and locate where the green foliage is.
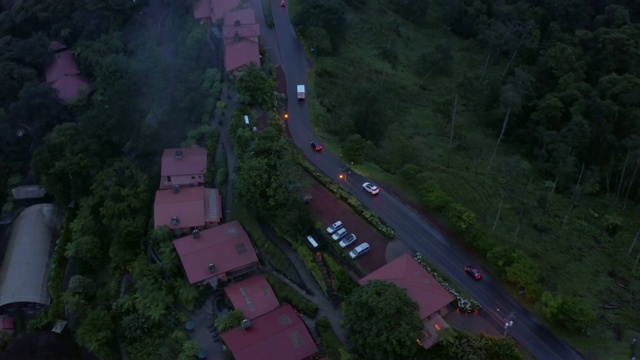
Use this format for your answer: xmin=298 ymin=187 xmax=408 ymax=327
xmin=120 ymin=313 xmax=151 ymax=341
xmin=343 ymin=280 xmax=424 ymax=360
xmin=293 ymin=242 xmax=327 ymax=292
xmin=324 ymin=254 xmax=359 ymax=301
xmin=341 ymin=134 xmax=368 ymax=164
xmin=418 ymin=181 xmax=453 ymax=212
xmin=0 ymin=330 xmax=12 ymax=352
xmin=177 ymin=340 xmax=200 ymax=360
xmin=235 ymin=66 xmax=276 ymax=110
xmin=128 ymin=256 xmax=175 ymax=321
xmin=304 ymin=26 xmax=333 ymax=55
xmin=182 ymin=125 xmax=216 ymax=148
xmin=75 ymin=306 xmax=115 ymax=359
xmin=426 ymin=328 xmax=523 ymax=360
xmin=67 ymin=275 xmax=97 ymax=300
xmin=215 ymin=310 xmax=245 ymax=332
xmin=216 ymin=147 xmax=228 ymax=189
xmin=264 ymin=273 xmax=319 ymax=317
xmin=556 ymin=296 xmax=596 ymax=332
xmin=537 ymin=291 xmax=563 ymax=320
xmin=205 ymin=129 xmax=221 ymax=187
xmin=47 ymin=212 xmax=75 ymax=322
xmin=172 ymin=278 xmax=200 ymax=311
xmin=294 ymin=0 xmax=347 ymax=47
xmin=300 ymin=160 xmax=396 ymax=239
xmin=316 ymin=317 xmax=343 ymax=360
xmin=260 ymin=0 xmax=274 ymax=28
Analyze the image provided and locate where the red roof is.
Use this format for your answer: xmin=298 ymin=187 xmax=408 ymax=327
xmin=173 ymin=220 xmax=258 ymax=284
xmin=154 ymin=187 xmax=216 ymax=229
xmin=50 ymin=40 xmax=67 ymax=52
xmin=225 ymin=39 xmax=260 ymax=72
xmin=225 ymin=275 xmax=280 ymax=319
xmin=45 ymin=50 xmax=92 ymax=103
xmin=212 ymin=0 xmax=241 ymax=21
xmin=161 ymin=147 xmax=208 ymax=177
xmin=193 ymin=0 xmax=211 ymax=19
xmin=359 ymin=254 xmax=455 ymax=320
xmin=223 ymin=23 xmax=260 ymax=43
xmin=223 ymin=8 xmax=258 ymax=27
xmin=221 ymin=305 xmax=319 ymax=360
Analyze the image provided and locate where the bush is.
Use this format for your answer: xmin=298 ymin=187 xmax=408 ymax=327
xmin=264 ymin=273 xmax=319 ymax=317
xmin=215 ymin=310 xmax=245 ymax=332
xmin=293 ymin=242 xmax=327 ymax=292
xmin=324 ymin=255 xmax=359 ymax=301
xmin=418 ymin=181 xmax=452 ymax=211
xmin=300 ymin=160 xmax=396 ymax=239
xmin=47 ymin=212 xmax=75 ymax=322
xmin=316 ymin=317 xmax=343 ymax=360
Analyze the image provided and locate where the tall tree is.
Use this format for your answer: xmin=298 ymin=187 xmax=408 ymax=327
xmin=342 ymin=280 xmax=424 ymax=360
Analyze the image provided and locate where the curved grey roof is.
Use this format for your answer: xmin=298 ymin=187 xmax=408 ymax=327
xmin=0 ymin=204 xmax=60 ymax=307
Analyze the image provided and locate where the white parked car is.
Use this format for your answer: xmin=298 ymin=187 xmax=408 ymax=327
xmin=349 ymin=242 xmax=370 ymax=259
xmin=339 ymin=233 xmax=357 ymax=248
xmin=326 ymin=220 xmax=344 ymax=234
xmin=331 ymin=228 xmax=348 ymax=241
xmin=362 ymin=182 xmax=380 ymax=195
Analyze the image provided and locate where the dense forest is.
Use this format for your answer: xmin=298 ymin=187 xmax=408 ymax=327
xmin=294 ymin=0 xmax=640 ymax=357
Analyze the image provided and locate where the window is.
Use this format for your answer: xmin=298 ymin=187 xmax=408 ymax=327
xmin=235 ymin=243 xmax=246 ymax=255
xmin=278 ymin=314 xmax=291 ymax=324
xmin=166 ymin=176 xmax=172 ymax=182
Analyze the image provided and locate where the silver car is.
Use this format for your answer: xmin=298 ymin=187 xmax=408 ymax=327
xmin=331 ymin=228 xmax=348 ymax=241
xmin=339 ymin=233 xmax=357 ymax=248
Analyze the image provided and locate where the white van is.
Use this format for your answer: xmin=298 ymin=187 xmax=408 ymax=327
xmin=349 ymin=242 xmax=370 ymax=259
xmin=306 ymin=235 xmax=319 ymax=249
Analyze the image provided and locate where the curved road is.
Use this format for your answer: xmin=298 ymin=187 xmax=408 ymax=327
xmin=266 ymin=3 xmax=585 ymax=360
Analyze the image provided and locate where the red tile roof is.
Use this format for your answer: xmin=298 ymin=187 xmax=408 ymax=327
xmin=221 ymin=305 xmax=319 ymax=360
xmin=225 ymin=275 xmax=280 ymax=319
xmin=359 ymin=254 xmax=455 ymax=320
xmin=225 ymin=39 xmax=260 ymax=72
xmin=45 ymin=50 xmax=80 ymax=81
xmin=193 ymin=0 xmax=211 ymax=19
xmin=154 ymin=187 xmax=205 ymax=229
xmin=223 ymin=23 xmax=260 ymax=43
xmin=161 ymin=147 xmax=208 ymax=177
xmin=50 ymin=40 xmax=67 ymax=52
xmin=173 ymin=220 xmax=258 ymax=284
xmin=211 ymin=0 xmax=241 ymax=21
xmin=223 ymin=8 xmax=257 ymax=25
xmin=45 ymin=50 xmax=92 ymax=103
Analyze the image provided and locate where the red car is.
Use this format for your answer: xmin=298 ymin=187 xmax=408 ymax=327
xmin=464 ymin=266 xmax=483 ymax=280
xmin=311 ymin=142 xmax=323 ymax=152
xmin=280 ymin=1 xmax=285 ymax=7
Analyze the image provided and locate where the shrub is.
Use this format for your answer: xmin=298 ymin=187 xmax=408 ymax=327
xmin=316 ymin=317 xmax=342 ymax=360
xmin=264 ymin=273 xmax=319 ymax=317
xmin=215 ymin=310 xmax=245 ymax=332
xmin=293 ymin=242 xmax=327 ymax=292
xmin=47 ymin=212 xmax=75 ymax=322
xmin=324 ymin=255 xmax=359 ymax=301
xmin=418 ymin=181 xmax=452 ymax=211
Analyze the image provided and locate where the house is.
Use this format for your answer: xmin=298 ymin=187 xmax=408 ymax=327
xmin=223 ymin=9 xmax=260 ymax=44
xmin=192 ymin=0 xmax=241 ymax=22
xmin=221 ymin=305 xmax=320 ymax=360
xmin=153 ymin=186 xmax=222 ymax=233
xmin=44 ymin=48 xmax=92 ymax=103
xmin=359 ymin=254 xmax=455 ymax=349
xmin=224 ymin=274 xmax=279 ymax=320
xmin=223 ymin=9 xmax=260 ymax=74
xmin=0 ymin=204 xmax=61 ymax=316
xmin=173 ymin=220 xmax=258 ymax=285
xmin=160 ymin=147 xmax=208 ymax=189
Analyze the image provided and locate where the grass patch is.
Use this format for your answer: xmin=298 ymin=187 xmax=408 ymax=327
xmin=232 ymin=201 xmax=296 ymax=277
xmin=264 ymin=273 xmax=318 ymax=318
xmin=260 ymin=0 xmax=274 ymax=28
xmin=315 ymin=317 xmax=344 ymax=360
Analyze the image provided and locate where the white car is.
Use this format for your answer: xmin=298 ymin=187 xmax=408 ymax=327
xmin=331 ymin=228 xmax=348 ymax=241
xmin=362 ymin=182 xmax=380 ymax=195
xmin=349 ymin=242 xmax=370 ymax=259
xmin=339 ymin=233 xmax=357 ymax=248
xmin=326 ymin=221 xmax=344 ymax=234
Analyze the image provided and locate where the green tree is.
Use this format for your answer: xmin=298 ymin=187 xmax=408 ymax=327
xmin=342 ymin=134 xmax=368 ymax=164
xmin=129 ymin=256 xmax=174 ymax=321
xmin=235 ymin=66 xmax=276 ymax=110
xmin=177 ymin=340 xmax=200 ymax=360
xmin=0 ymin=61 xmax=37 ymax=104
xmin=342 ymin=280 xmax=423 ymax=360
xmin=75 ymin=306 xmax=115 ymax=359
xmin=67 ymin=275 xmax=97 ymax=299
xmin=120 ymin=313 xmax=151 ymax=341
xmin=556 ymin=296 xmax=595 ymax=332
xmin=215 ymin=310 xmax=245 ymax=332
xmin=0 ymin=330 xmax=13 ymax=352
xmin=304 ymin=26 xmax=332 ymax=55
xmin=537 ymin=291 xmax=563 ymax=321
xmin=504 ymin=252 xmax=541 ymax=289
xmin=294 ymin=0 xmax=347 ymax=45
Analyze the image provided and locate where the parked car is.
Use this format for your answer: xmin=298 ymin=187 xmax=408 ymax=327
xmin=339 ymin=233 xmax=357 ymax=248
xmin=311 ymin=142 xmax=323 ymax=152
xmin=326 ymin=221 xmax=344 ymax=234
xmin=349 ymin=242 xmax=370 ymax=259
xmin=331 ymin=228 xmax=348 ymax=241
xmin=464 ymin=266 xmax=483 ymax=280
xmin=362 ymin=182 xmax=380 ymax=195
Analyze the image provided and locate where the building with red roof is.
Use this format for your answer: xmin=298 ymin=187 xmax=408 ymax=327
xmin=0 ymin=315 xmax=15 ymax=334
xmin=173 ymin=220 xmax=258 ymax=285
xmin=44 ymin=49 xmax=92 ymax=103
xmin=223 ymin=9 xmax=260 ymax=74
xmin=224 ymin=274 xmax=279 ymax=320
xmin=153 ymin=186 xmax=221 ymax=232
xmin=160 ymin=147 xmax=208 ymax=189
xmin=192 ymin=0 xmax=241 ymax=22
xmin=221 ymin=305 xmax=319 ymax=360
xmin=223 ymin=9 xmax=260 ymax=43
xmin=359 ymin=254 xmax=455 ymax=349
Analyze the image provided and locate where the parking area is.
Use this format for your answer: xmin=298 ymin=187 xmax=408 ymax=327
xmin=307 ymin=181 xmax=388 ymax=275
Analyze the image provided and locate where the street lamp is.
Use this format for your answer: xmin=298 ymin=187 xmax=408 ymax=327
xmin=496 ymin=309 xmax=515 ymax=337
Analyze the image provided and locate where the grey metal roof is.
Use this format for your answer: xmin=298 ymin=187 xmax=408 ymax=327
xmin=0 ymin=204 xmax=60 ymax=307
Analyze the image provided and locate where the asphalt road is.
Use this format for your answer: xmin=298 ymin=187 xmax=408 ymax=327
xmin=269 ymin=3 xmax=585 ymax=360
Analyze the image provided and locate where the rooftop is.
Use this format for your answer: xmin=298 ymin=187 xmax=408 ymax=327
xmin=221 ymin=305 xmax=319 ymax=360
xmin=173 ymin=220 xmax=258 ymax=284
xmin=0 ymin=204 xmax=60 ymax=308
xmin=44 ymin=50 xmax=92 ymax=103
xmin=359 ymin=254 xmax=455 ymax=320
xmin=161 ymin=147 xmax=207 ymax=177
xmin=224 ymin=275 xmax=280 ymax=320
xmin=225 ymin=40 xmax=260 ymax=72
